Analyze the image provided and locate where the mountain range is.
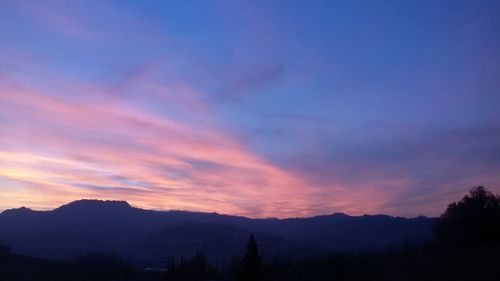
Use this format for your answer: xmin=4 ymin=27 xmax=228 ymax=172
xmin=0 ymin=200 xmax=435 ymax=268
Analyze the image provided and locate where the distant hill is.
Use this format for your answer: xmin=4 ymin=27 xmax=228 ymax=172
xmin=0 ymin=200 xmax=435 ymax=267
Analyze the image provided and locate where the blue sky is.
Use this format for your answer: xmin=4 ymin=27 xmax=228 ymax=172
xmin=0 ymin=0 xmax=499 ymax=217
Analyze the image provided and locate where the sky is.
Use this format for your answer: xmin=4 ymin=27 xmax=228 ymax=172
xmin=0 ymin=0 xmax=499 ymax=218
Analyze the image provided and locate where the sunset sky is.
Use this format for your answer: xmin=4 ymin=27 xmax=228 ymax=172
xmin=0 ymin=0 xmax=499 ymax=218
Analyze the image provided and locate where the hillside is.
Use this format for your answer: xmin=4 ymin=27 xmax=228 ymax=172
xmin=0 ymin=200 xmax=434 ymax=267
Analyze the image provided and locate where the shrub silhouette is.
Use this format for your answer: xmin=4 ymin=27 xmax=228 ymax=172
xmin=435 ymin=186 xmax=500 ymax=248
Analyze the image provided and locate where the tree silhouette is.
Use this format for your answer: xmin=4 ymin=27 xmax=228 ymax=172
xmin=189 ymin=251 xmax=207 ymax=281
xmin=435 ymin=186 xmax=500 ymax=248
xmin=239 ymin=234 xmax=262 ymax=281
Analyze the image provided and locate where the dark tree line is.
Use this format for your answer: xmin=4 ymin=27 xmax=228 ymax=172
xmin=434 ymin=186 xmax=500 ymax=248
xmin=163 ymin=186 xmax=500 ymax=281
xmin=163 ymin=235 xmax=262 ymax=281
xmin=164 ymin=252 xmax=218 ymax=281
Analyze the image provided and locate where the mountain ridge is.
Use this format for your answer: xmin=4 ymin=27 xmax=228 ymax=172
xmin=0 ymin=199 xmax=435 ymax=267
xmin=1 ymin=199 xmax=433 ymax=220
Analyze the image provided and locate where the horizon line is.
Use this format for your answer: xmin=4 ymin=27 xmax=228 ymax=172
xmin=0 ymin=198 xmax=436 ymax=220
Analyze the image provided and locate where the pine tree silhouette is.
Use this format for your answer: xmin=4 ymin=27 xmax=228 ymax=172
xmin=240 ymin=234 xmax=262 ymax=281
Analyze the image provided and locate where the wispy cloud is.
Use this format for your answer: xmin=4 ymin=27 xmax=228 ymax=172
xmin=215 ymin=64 xmax=284 ymax=101
xmin=0 ymin=75 xmax=322 ymax=217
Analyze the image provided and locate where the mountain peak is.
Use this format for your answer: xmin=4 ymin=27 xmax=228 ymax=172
xmin=54 ymin=199 xmax=132 ymax=213
xmin=1 ymin=206 xmax=34 ymax=215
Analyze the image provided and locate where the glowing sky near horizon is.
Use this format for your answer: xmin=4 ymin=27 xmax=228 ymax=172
xmin=0 ymin=0 xmax=499 ymax=218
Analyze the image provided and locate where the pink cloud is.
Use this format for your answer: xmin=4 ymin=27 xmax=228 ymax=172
xmin=0 ymin=76 xmax=328 ymax=217
xmin=3 ymin=72 xmax=495 ymax=217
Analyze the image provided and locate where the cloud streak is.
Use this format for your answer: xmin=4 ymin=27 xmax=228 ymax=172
xmin=0 ymin=75 xmax=324 ymax=217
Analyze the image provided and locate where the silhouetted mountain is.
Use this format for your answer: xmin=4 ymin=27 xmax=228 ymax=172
xmin=3 ymin=187 xmax=498 ymax=281
xmin=54 ymin=199 xmax=133 ymax=214
xmin=0 ymin=200 xmax=434 ymax=267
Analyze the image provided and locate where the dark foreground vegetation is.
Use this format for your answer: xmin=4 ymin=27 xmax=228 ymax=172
xmin=1 ymin=186 xmax=499 ymax=281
